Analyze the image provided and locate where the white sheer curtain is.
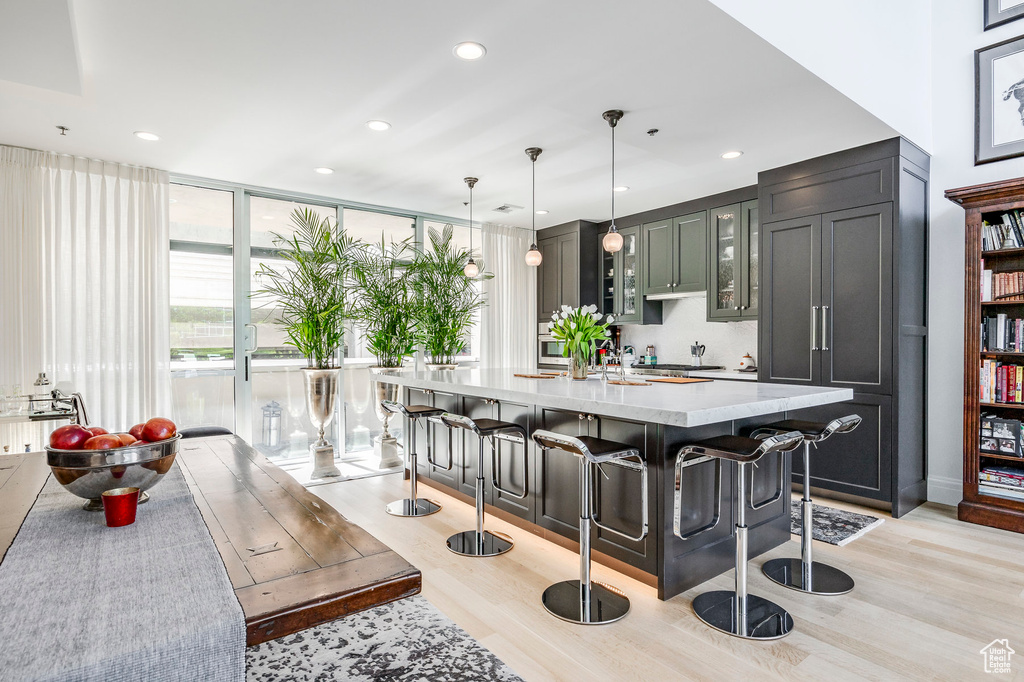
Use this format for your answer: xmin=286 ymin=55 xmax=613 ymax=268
xmin=480 ymin=222 xmax=537 ymax=369
xmin=0 ymin=145 xmax=171 ymax=428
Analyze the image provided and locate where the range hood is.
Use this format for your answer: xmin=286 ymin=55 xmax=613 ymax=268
xmin=644 ymin=290 xmax=706 ymax=301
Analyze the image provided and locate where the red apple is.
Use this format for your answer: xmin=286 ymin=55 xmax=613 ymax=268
xmin=116 ymin=433 xmax=138 ymax=447
xmin=141 ymin=417 xmax=177 ymax=442
xmin=83 ymin=434 xmax=124 ymax=450
xmin=49 ymin=424 xmax=93 ymax=450
xmin=86 ymin=426 xmax=109 ymax=437
xmin=128 ymin=423 xmax=146 ymax=441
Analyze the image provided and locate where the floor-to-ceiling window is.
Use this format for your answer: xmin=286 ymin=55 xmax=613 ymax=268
xmin=167 ymin=178 xmax=475 ymax=478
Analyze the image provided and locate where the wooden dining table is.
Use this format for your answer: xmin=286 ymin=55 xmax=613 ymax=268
xmin=0 ymin=435 xmax=422 ymax=646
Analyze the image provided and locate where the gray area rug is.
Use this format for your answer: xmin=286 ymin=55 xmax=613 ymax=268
xmin=790 ymin=499 xmax=884 ymax=546
xmin=246 ymin=596 xmax=523 ymax=682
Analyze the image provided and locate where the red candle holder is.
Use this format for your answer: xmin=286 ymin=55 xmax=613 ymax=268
xmin=101 ymin=487 xmax=140 ymax=527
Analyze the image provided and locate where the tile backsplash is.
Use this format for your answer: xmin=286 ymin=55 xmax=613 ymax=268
xmin=618 ymin=295 xmax=758 ymax=369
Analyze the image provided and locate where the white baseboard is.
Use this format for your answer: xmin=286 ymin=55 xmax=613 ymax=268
xmin=927 ymin=475 xmax=962 ymax=507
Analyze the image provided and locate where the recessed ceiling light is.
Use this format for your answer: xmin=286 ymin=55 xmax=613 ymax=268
xmin=536 ymin=209 xmax=549 ymax=215
xmin=261 ymin=215 xmax=274 ymax=220
xmin=133 ymin=131 xmax=160 ymax=141
xmin=314 ymin=167 xmax=334 ymax=175
xmin=366 ymin=120 xmax=391 ymax=131
xmin=453 ymin=41 xmax=487 ymax=60
xmin=721 ymin=150 xmax=743 ymax=159
xmin=614 ymin=186 xmax=629 ymax=192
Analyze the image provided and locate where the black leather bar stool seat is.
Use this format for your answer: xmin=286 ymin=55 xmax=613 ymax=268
xmin=440 ymin=412 xmax=528 ymax=558
xmin=751 ymin=414 xmax=862 ymax=596
xmin=380 ymin=400 xmax=445 ymax=518
xmin=531 ymin=430 xmax=649 ymax=625
xmin=675 ymin=430 xmax=803 ymax=640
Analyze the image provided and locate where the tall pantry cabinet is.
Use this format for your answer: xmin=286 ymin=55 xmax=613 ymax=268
xmin=757 ymin=138 xmax=929 ymax=518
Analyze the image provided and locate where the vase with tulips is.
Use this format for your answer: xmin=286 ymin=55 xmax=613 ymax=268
xmin=547 ymin=304 xmax=614 ymax=380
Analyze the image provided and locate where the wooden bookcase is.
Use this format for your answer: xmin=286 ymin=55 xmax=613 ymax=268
xmin=946 ymin=177 xmax=1024 ymax=533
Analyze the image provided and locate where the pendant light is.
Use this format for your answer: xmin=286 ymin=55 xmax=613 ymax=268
xmin=602 ymin=109 xmax=625 ymax=253
xmin=524 ymin=147 xmax=543 ymax=267
xmin=463 ymin=176 xmax=480 ymax=278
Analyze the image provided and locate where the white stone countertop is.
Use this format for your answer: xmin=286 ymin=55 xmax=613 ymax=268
xmin=684 ymin=369 xmax=758 ymax=382
xmin=373 ymin=368 xmax=852 ymax=428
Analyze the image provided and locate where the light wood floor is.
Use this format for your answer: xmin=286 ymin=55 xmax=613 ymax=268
xmin=313 ymin=474 xmax=1024 ymax=682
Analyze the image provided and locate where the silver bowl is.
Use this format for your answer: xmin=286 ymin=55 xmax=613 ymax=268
xmin=46 ymin=435 xmax=180 ymax=511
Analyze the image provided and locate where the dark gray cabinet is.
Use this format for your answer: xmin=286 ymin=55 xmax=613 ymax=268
xmin=641 ymin=211 xmax=707 ymax=297
xmin=758 ymin=138 xmax=928 ymax=517
xmin=536 ymin=221 xmax=599 ymax=323
xmin=708 ymin=200 xmax=758 ymax=321
xmin=407 ymin=387 xmax=460 ymax=489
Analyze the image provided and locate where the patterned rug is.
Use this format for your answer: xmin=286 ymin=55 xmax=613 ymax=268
xmin=246 ymin=596 xmax=523 ymax=682
xmin=789 ymin=499 xmax=884 ymax=546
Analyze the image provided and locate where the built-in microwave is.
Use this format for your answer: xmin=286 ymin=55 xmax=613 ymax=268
xmin=538 ymin=334 xmax=569 ymax=366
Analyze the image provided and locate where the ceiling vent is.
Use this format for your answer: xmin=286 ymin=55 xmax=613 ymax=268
xmin=492 ymin=203 xmax=523 ymax=214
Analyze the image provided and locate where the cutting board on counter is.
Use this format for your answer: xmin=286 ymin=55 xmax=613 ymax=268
xmin=646 ymin=377 xmax=712 ymax=385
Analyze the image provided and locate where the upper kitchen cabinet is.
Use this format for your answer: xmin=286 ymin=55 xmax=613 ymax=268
xmin=758 ymin=137 xmax=929 ymax=517
xmin=707 ymin=200 xmax=758 ymax=321
xmin=641 ymin=211 xmax=707 ymax=298
xmin=536 ymin=220 xmax=600 ymax=323
xmin=599 ymin=224 xmax=663 ymax=325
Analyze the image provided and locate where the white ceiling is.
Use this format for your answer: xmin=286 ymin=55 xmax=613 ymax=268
xmin=0 ymin=0 xmax=896 ymax=228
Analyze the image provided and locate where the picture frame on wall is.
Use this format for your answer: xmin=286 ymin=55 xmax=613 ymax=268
xmin=976 ymin=34 xmax=1024 ymax=164
xmin=986 ymin=0 xmax=1024 ymax=31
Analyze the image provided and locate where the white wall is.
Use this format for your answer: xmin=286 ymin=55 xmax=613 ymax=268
xmin=708 ymin=0 xmax=933 ymax=151
xmin=619 ymin=296 xmax=758 ymax=369
xmin=926 ymin=1 xmax=1024 ymax=504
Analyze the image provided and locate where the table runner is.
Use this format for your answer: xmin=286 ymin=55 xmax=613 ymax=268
xmin=0 ymin=461 xmax=245 ymax=681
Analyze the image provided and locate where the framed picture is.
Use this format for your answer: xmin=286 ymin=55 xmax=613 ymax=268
xmin=976 ymin=34 xmax=1024 ymax=164
xmin=986 ymin=0 xmax=1024 ymax=30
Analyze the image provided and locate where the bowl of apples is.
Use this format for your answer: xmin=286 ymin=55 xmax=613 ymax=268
xmin=46 ymin=418 xmax=180 ymax=511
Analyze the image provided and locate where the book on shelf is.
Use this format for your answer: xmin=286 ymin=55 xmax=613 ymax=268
xmin=979 ymin=362 xmax=1024 ymax=404
xmin=982 ymin=210 xmax=1024 ymax=251
xmin=980 ymin=314 xmax=1024 ymax=350
xmin=980 ymin=467 xmax=1024 ymax=488
xmin=980 ymin=271 xmax=1024 ymax=302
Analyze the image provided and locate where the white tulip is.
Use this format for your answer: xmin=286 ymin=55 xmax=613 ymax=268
xmin=547 ymin=321 xmax=554 ymax=331
xmin=570 ymin=321 xmax=576 ymax=330
xmin=607 ymin=315 xmax=615 ymax=324
xmin=587 ymin=304 xmax=598 ymax=314
xmin=551 ymin=312 xmax=558 ymax=321
xmin=561 ymin=304 xmax=571 ymax=313
xmin=591 ymin=312 xmax=602 ymax=322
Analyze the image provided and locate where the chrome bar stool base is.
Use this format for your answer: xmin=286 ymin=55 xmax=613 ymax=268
xmin=385 ymin=498 xmax=442 ymax=518
xmin=762 ymin=557 xmax=854 ymax=595
xmin=542 ymin=580 xmax=630 ymax=625
xmin=446 ymin=529 xmax=514 ymax=557
xmin=692 ymin=590 xmax=793 ymax=640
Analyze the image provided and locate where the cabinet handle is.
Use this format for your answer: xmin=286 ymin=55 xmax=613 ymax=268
xmin=579 ymin=413 xmax=585 ymax=420
xmin=811 ymin=306 xmax=819 ymax=351
xmin=587 ymin=414 xmax=594 ymax=422
xmin=424 ymin=389 xmax=434 ymax=395
xmin=821 ymin=306 xmax=830 ymax=351
xmin=740 ymin=305 xmax=748 ymax=310
xmin=733 ymin=306 xmax=740 ymax=311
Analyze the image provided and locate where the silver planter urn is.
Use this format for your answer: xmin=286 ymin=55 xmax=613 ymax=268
xmin=370 ymin=366 xmax=404 ymax=469
xmin=302 ymin=367 xmax=342 ymax=479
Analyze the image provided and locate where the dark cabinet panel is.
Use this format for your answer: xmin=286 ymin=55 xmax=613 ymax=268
xmin=558 ymin=233 xmax=580 ymax=310
xmin=739 ymin=200 xmax=759 ymax=315
xmin=538 ymin=236 xmax=562 ymax=321
xmin=425 ymin=390 xmax=460 ymax=488
xmin=492 ymin=400 xmax=534 ymax=523
xmin=821 ymin=204 xmax=893 ymax=394
xmin=675 ymin=211 xmax=707 ymax=294
xmin=788 ymin=394 xmax=892 ymax=503
xmin=760 ymin=215 xmax=821 ymax=385
xmin=536 ymin=408 xmax=585 ymax=536
xmin=458 ymin=396 xmax=492 ymax=499
xmin=708 ymin=202 xmax=756 ymax=320
xmin=641 ymin=219 xmax=674 ymax=296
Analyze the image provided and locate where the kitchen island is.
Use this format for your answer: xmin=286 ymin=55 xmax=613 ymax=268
xmin=375 ymin=368 xmax=853 ymax=599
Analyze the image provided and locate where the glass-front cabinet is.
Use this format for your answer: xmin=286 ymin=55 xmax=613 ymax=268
xmin=598 ymin=224 xmax=662 ymax=325
xmin=707 ymin=200 xmax=758 ymax=321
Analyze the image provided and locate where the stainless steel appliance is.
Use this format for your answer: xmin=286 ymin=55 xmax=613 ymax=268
xmin=539 ymin=333 xmax=569 ymax=367
xmin=690 ymin=342 xmax=706 ymax=368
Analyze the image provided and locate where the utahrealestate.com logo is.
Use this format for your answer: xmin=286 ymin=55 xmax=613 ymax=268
xmin=981 ymin=639 xmax=1015 ymax=674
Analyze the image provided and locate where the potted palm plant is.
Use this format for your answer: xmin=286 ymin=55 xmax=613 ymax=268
xmin=349 ymin=237 xmax=421 ymax=466
xmin=412 ymin=224 xmax=491 ymax=369
xmin=251 ymin=208 xmax=353 ymax=478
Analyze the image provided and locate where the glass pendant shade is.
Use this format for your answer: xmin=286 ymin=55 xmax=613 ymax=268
xmin=603 ymin=228 xmax=624 ymax=253
xmin=524 ymin=244 xmax=543 ymax=266
xmin=464 ymin=259 xmax=479 ymax=278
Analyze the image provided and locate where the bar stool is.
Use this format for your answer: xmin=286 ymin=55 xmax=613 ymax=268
xmin=439 ymin=412 xmax=528 ymax=557
xmin=531 ymin=430 xmax=649 ymax=625
xmin=379 ymin=400 xmax=444 ymax=517
xmin=675 ymin=430 xmax=804 ymax=640
xmin=750 ymin=415 xmax=862 ymax=596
